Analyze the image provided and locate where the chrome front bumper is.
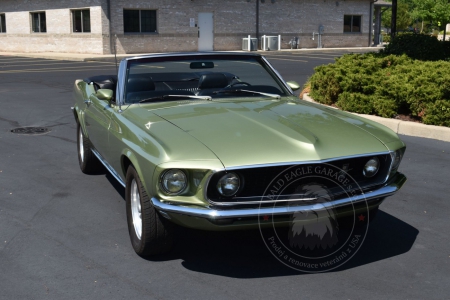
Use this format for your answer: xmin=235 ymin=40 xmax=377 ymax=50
xmin=151 ymin=172 xmax=407 ymax=221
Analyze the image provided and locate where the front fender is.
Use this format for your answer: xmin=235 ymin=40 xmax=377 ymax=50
xmin=120 ymin=148 xmax=155 ymax=196
xmin=73 ymin=79 xmax=95 ymax=137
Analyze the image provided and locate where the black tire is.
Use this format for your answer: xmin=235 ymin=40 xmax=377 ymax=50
xmin=126 ymin=165 xmax=174 ymax=257
xmin=77 ymin=122 xmax=102 ymax=174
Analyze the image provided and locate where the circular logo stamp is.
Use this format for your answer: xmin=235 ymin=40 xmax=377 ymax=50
xmin=258 ymin=163 xmax=371 ymax=273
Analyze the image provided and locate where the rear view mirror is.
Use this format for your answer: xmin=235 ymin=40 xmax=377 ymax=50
xmin=190 ymin=62 xmax=214 ymax=69
xmin=96 ymin=89 xmax=113 ymax=101
xmin=286 ymin=81 xmax=301 ymax=91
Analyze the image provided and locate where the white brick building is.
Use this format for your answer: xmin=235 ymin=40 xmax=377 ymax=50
xmin=0 ymin=0 xmax=375 ymax=54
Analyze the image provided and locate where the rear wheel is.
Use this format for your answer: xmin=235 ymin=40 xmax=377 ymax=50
xmin=126 ymin=165 xmax=174 ymax=256
xmin=77 ymin=122 xmax=102 ymax=174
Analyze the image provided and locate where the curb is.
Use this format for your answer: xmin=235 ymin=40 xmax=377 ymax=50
xmin=302 ymin=93 xmax=450 ymax=142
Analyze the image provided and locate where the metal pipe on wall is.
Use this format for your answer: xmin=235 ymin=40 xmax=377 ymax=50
xmin=106 ymin=0 xmax=113 ymax=54
xmin=256 ymin=0 xmax=259 ymax=49
xmin=369 ymin=0 xmax=377 ymax=46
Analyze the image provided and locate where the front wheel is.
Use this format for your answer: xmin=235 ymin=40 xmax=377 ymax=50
xmin=77 ymin=122 xmax=102 ymax=174
xmin=126 ymin=165 xmax=174 ymax=257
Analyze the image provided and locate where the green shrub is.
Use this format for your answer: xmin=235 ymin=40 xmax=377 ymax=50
xmin=423 ymin=100 xmax=450 ymax=127
xmin=373 ymin=97 xmax=399 ymax=118
xmin=381 ymin=33 xmax=391 ymax=43
xmin=382 ymin=34 xmax=446 ymax=61
xmin=309 ymin=64 xmax=341 ymax=105
xmin=307 ymin=52 xmax=450 ymax=127
xmin=336 ymin=92 xmax=373 ymax=114
xmin=442 ymin=41 xmax=450 ymax=60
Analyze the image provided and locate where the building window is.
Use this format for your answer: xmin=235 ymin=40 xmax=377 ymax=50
xmin=73 ymin=9 xmax=91 ymax=33
xmin=123 ymin=9 xmax=157 ymax=33
xmin=0 ymin=14 xmax=6 ymax=33
xmin=31 ymin=12 xmax=46 ymax=33
xmin=344 ymin=15 xmax=361 ymax=33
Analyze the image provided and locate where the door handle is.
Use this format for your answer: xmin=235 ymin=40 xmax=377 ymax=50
xmin=198 ymin=27 xmax=200 ymax=38
xmin=84 ymin=99 xmax=92 ymax=107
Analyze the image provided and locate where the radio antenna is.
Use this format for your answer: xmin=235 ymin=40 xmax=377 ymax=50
xmin=113 ymin=34 xmax=118 ymax=76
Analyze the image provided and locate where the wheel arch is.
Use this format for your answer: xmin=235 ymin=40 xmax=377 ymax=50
xmin=73 ymin=106 xmax=89 ymax=138
xmin=121 ymin=150 xmax=154 ymax=195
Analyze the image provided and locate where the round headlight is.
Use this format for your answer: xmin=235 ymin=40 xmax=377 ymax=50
xmin=161 ymin=169 xmax=187 ymax=195
xmin=363 ymin=157 xmax=380 ymax=178
xmin=216 ymin=173 xmax=240 ymax=197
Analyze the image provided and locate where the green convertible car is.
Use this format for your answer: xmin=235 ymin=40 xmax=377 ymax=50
xmin=73 ymin=52 xmax=406 ymax=257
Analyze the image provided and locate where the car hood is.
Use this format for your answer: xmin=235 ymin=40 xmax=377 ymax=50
xmin=140 ymin=99 xmax=394 ymax=168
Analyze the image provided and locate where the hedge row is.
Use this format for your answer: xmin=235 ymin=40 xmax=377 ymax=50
xmin=382 ymin=34 xmax=450 ymax=61
xmin=308 ymin=53 xmax=450 ymax=127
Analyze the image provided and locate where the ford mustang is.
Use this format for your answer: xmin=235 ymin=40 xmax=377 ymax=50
xmin=72 ymin=52 xmax=406 ymax=257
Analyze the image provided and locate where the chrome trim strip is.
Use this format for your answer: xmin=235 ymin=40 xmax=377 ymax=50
xmin=123 ymin=51 xmax=262 ymax=62
xmin=208 ymin=197 xmax=317 ymax=206
xmin=222 ymin=151 xmax=391 ymax=171
xmin=116 ymin=59 xmax=127 ymax=106
xmin=91 ymin=149 xmax=126 ymax=187
xmin=152 ymin=172 xmax=406 ymax=220
xmin=387 ymin=150 xmax=396 ymax=183
xmin=261 ymin=55 xmax=294 ymax=96
xmin=203 ymin=169 xmax=219 ymax=204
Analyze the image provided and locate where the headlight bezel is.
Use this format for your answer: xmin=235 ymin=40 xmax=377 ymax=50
xmin=160 ymin=169 xmax=188 ymax=195
xmin=390 ymin=148 xmax=405 ymax=172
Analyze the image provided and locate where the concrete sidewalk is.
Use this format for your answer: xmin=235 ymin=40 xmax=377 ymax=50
xmin=0 ymin=47 xmax=380 ymax=62
xmin=303 ymin=93 xmax=450 ymax=142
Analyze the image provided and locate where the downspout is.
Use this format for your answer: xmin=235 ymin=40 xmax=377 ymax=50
xmin=106 ymin=0 xmax=113 ymax=54
xmin=256 ymin=0 xmax=259 ymax=49
xmin=369 ymin=0 xmax=377 ymax=47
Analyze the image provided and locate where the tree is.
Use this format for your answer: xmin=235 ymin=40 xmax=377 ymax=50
xmin=410 ymin=0 xmax=450 ymax=35
xmin=381 ymin=1 xmax=413 ymax=31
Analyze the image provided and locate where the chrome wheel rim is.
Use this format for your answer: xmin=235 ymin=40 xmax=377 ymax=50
xmin=130 ymin=179 xmax=142 ymax=240
xmin=79 ymin=128 xmax=84 ymax=163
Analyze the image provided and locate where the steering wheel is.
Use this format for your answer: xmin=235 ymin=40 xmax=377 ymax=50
xmin=227 ymin=81 xmax=251 ymax=88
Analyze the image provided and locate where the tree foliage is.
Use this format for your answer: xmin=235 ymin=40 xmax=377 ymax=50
xmin=410 ymin=0 xmax=450 ymax=32
xmin=381 ymin=0 xmax=450 ymax=33
xmin=381 ymin=1 xmax=413 ymax=31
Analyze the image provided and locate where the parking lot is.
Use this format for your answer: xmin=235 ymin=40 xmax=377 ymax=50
xmin=0 ymin=51 xmax=449 ymax=299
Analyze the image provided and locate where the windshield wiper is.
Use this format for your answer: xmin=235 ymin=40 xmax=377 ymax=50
xmin=139 ymin=95 xmax=212 ymax=103
xmin=213 ymin=89 xmax=281 ymax=99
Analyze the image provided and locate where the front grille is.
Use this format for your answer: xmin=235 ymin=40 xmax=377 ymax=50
xmin=207 ymin=154 xmax=392 ymax=205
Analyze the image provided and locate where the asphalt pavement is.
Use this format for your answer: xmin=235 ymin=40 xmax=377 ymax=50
xmin=0 ymin=53 xmax=449 ymax=299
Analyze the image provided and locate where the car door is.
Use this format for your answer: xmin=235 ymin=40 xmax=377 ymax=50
xmin=83 ymin=93 xmax=113 ymax=157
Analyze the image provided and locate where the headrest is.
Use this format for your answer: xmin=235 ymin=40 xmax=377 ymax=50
xmin=84 ymin=75 xmax=117 ymax=90
xmin=127 ymin=76 xmax=155 ymax=93
xmin=198 ymin=73 xmax=229 ymax=90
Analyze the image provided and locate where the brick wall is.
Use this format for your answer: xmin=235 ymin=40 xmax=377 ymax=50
xmin=0 ymin=0 xmax=372 ymax=54
xmin=0 ymin=0 xmax=108 ymax=54
xmin=112 ymin=0 xmax=371 ymax=53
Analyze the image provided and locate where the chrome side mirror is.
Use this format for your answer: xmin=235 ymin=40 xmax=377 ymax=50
xmin=286 ymin=81 xmax=301 ymax=91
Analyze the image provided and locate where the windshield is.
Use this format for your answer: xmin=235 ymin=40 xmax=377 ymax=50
xmin=124 ymin=54 xmax=289 ymax=103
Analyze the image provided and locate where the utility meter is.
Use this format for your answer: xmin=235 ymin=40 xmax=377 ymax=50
xmin=319 ymin=25 xmax=324 ymax=34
